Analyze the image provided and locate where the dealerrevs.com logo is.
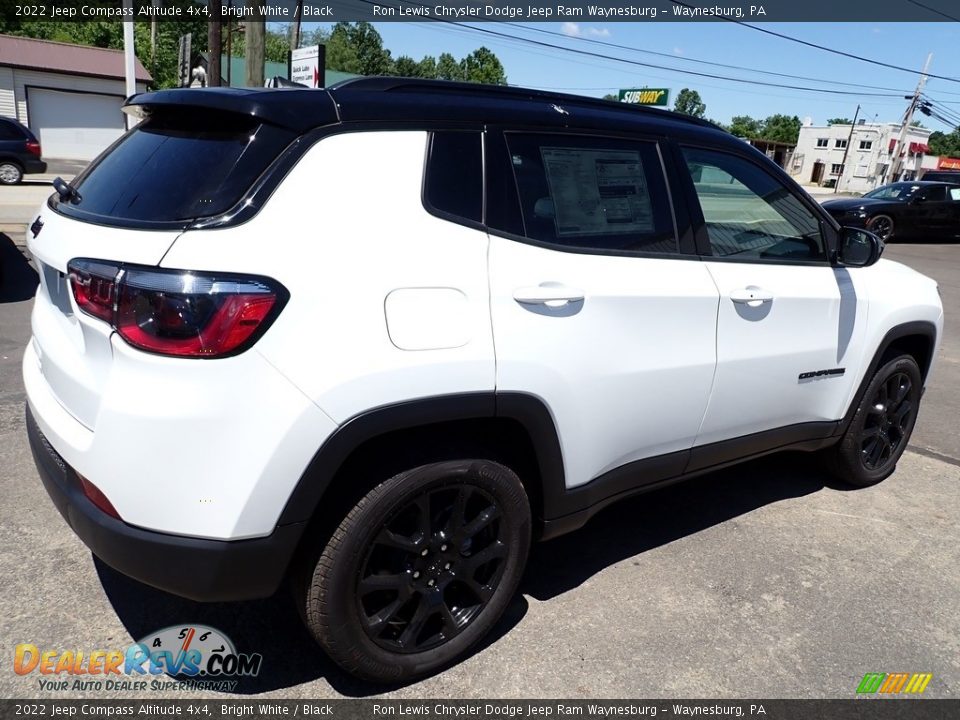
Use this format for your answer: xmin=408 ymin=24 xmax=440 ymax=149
xmin=14 ymin=625 xmax=262 ymax=692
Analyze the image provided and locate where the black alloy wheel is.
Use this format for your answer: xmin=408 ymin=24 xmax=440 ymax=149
xmin=867 ymin=214 xmax=894 ymax=241
xmin=860 ymin=371 xmax=913 ymax=471
xmin=357 ymin=484 xmax=508 ymax=653
xmin=822 ymin=354 xmax=922 ymax=487
xmin=301 ymin=459 xmax=530 ymax=683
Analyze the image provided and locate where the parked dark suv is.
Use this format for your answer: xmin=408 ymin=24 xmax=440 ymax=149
xmin=0 ymin=116 xmax=46 ymax=184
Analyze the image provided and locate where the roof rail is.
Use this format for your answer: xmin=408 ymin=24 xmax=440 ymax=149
xmin=329 ymin=76 xmax=723 ymax=130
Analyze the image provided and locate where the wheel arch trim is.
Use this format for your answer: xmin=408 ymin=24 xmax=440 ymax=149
xmin=837 ymin=320 xmax=938 ymax=436
xmin=275 ymin=392 xmax=566 ymax=527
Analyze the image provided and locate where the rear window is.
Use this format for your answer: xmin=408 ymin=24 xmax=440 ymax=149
xmin=63 ymin=110 xmax=295 ymax=224
xmin=0 ymin=119 xmax=26 ymax=140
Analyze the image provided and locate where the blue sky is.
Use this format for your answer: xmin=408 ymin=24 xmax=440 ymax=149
xmin=302 ymin=21 xmax=960 ymax=128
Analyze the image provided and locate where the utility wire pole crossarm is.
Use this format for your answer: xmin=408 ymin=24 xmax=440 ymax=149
xmin=888 ymin=53 xmax=932 ymax=184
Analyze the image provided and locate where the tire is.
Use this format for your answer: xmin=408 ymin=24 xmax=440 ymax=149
xmin=866 ymin=214 xmax=894 ymax=242
xmin=0 ymin=161 xmax=24 ymax=185
xmin=824 ymin=355 xmax=922 ymax=487
xmin=301 ymin=459 xmax=531 ymax=683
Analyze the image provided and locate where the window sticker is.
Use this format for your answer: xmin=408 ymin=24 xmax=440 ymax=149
xmin=540 ymin=147 xmax=654 ymax=237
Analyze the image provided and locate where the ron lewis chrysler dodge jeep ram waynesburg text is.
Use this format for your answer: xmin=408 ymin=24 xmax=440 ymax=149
xmin=24 ymin=79 xmax=943 ymax=683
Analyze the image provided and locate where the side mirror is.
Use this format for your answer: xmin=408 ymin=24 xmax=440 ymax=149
xmin=837 ymin=227 xmax=883 ymax=267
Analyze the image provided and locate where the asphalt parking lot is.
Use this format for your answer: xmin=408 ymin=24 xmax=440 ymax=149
xmin=0 ymin=223 xmax=957 ymax=699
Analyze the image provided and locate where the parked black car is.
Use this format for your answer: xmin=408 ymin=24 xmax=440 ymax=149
xmin=0 ymin=116 xmax=46 ymax=184
xmin=821 ymin=181 xmax=960 ymax=241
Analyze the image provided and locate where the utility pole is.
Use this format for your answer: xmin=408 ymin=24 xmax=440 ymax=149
xmin=150 ymin=0 xmax=159 ymax=74
xmin=888 ymin=53 xmax=932 ymax=183
xmin=835 ymin=104 xmax=860 ymax=194
xmin=207 ymin=1 xmax=223 ymax=87
xmin=245 ymin=14 xmax=265 ymax=87
xmin=122 ymin=0 xmax=135 ymax=128
xmin=291 ymin=0 xmax=304 ymax=52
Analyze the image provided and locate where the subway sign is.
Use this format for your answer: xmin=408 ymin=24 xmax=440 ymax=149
xmin=619 ymin=88 xmax=670 ymax=106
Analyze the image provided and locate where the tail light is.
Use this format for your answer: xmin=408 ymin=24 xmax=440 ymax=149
xmin=77 ymin=473 xmax=121 ymax=520
xmin=26 ymin=140 xmax=42 ymax=157
xmin=67 ymin=259 xmax=286 ymax=358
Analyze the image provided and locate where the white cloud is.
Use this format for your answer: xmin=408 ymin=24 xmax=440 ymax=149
xmin=561 ymin=23 xmax=610 ymax=38
xmin=673 ymin=46 xmax=684 ymax=55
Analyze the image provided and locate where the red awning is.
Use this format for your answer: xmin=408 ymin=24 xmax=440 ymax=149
xmin=888 ymin=139 xmax=897 ymax=153
xmin=909 ymin=142 xmax=929 ymax=154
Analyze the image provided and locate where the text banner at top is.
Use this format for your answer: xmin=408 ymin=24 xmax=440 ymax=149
xmin=5 ymin=0 xmax=960 ymax=23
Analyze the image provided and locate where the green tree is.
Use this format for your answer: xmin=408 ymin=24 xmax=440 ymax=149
xmin=394 ymin=55 xmax=421 ymax=78
xmin=728 ymin=115 xmax=762 ymax=138
xmin=673 ymin=88 xmax=706 ymax=118
xmin=459 ymin=46 xmax=507 ymax=85
xmin=230 ymin=28 xmax=291 ymax=64
xmin=417 ymin=55 xmax=438 ymax=79
xmin=760 ymin=114 xmax=802 ymax=144
xmin=292 ymin=23 xmax=506 ymax=84
xmin=827 ymin=117 xmax=853 ymax=125
xmin=436 ymin=53 xmax=463 ymax=81
xmin=928 ymin=129 xmax=960 ymax=157
xmin=602 ymin=93 xmax=619 ymax=102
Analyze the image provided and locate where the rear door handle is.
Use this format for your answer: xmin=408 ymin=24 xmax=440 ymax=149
xmin=730 ymin=287 xmax=774 ymax=305
xmin=513 ymin=284 xmax=585 ymax=307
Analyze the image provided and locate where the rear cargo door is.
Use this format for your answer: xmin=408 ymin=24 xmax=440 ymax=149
xmin=27 ymin=106 xmax=299 ymax=430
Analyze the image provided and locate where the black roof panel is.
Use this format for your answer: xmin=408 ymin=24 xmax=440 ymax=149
xmin=124 ymin=78 xmax=738 ymax=147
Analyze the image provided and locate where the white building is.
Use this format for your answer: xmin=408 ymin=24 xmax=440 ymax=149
xmin=790 ymin=121 xmax=934 ymax=194
xmin=0 ymin=34 xmax=150 ymax=161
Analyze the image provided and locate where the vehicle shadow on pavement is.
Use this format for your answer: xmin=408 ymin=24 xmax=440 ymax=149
xmin=522 ymin=452 xmax=838 ymax=602
xmin=95 ymin=452 xmax=838 ymax=697
xmin=0 ymin=233 xmax=39 ymax=304
xmin=94 ymin=557 xmax=529 ymax=697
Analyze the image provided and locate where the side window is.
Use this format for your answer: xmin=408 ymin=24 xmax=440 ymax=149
xmin=949 ymin=187 xmax=960 ymax=201
xmin=423 ymin=131 xmax=483 ymax=224
xmin=502 ymin=133 xmax=677 ymax=254
xmin=919 ymin=185 xmax=946 ymax=201
xmin=682 ymin=147 xmax=826 ymax=263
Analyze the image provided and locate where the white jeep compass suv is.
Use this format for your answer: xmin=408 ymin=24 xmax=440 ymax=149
xmin=24 ymin=79 xmax=943 ymax=683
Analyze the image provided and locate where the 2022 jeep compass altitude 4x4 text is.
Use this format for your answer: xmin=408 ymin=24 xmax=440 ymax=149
xmin=25 ymin=79 xmax=943 ymax=683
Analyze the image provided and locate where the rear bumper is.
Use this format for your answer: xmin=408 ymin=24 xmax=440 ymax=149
xmin=27 ymin=404 xmax=306 ymax=602
xmin=23 ymin=158 xmax=47 ymax=174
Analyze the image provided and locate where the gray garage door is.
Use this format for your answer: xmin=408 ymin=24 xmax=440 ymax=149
xmin=27 ymin=88 xmax=125 ymax=161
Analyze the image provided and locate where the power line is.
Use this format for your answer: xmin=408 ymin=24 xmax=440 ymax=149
xmin=905 ymin=0 xmax=960 ymax=22
xmin=502 ymin=22 xmax=918 ymax=95
xmin=352 ymin=5 xmax=909 ymax=98
xmin=669 ymin=1 xmax=960 ymax=85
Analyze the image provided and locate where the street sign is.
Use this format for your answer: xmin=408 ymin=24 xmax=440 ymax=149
xmin=619 ymin=88 xmax=670 ymax=106
xmin=289 ymin=45 xmax=325 ymax=88
xmin=177 ymin=33 xmax=192 ymax=88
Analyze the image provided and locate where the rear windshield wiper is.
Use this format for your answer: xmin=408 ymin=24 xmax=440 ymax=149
xmin=53 ymin=176 xmax=82 ymax=204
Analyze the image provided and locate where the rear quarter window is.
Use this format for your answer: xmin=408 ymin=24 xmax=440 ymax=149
xmin=59 ymin=110 xmax=295 ymax=225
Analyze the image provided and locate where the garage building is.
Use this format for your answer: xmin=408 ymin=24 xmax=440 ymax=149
xmin=0 ymin=34 xmax=150 ymax=161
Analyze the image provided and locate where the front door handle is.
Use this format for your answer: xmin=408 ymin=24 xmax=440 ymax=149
xmin=730 ymin=287 xmax=774 ymax=306
xmin=513 ymin=284 xmax=585 ymax=307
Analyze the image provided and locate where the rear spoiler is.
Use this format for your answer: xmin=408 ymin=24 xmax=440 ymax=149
xmin=123 ymin=87 xmax=339 ymax=133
